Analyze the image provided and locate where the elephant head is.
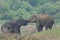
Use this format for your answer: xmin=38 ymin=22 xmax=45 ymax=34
xmin=16 ymin=18 xmax=29 ymax=26
xmin=28 ymin=15 xmax=37 ymax=23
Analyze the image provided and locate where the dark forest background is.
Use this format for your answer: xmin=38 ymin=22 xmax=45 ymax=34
xmin=0 ymin=0 xmax=60 ymax=23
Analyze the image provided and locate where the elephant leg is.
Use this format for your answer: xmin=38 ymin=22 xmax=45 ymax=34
xmin=48 ymin=22 xmax=54 ymax=30
xmin=14 ymin=26 xmax=20 ymax=34
xmin=10 ymin=28 xmax=15 ymax=33
xmin=44 ymin=22 xmax=50 ymax=30
xmin=36 ymin=23 xmax=43 ymax=32
xmin=45 ymin=25 xmax=49 ymax=30
xmin=45 ymin=21 xmax=54 ymax=30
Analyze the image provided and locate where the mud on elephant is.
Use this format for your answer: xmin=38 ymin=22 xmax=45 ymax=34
xmin=1 ymin=18 xmax=29 ymax=34
xmin=28 ymin=14 xmax=55 ymax=32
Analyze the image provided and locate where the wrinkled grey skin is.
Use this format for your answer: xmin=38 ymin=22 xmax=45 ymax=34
xmin=1 ymin=19 xmax=29 ymax=34
xmin=28 ymin=14 xmax=54 ymax=32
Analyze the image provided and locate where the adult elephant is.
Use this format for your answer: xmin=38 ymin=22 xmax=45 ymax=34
xmin=1 ymin=18 xmax=29 ymax=34
xmin=28 ymin=14 xmax=55 ymax=32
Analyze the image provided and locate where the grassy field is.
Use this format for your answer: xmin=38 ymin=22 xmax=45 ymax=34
xmin=0 ymin=20 xmax=60 ymax=40
xmin=21 ymin=29 xmax=60 ymax=40
xmin=0 ymin=29 xmax=60 ymax=40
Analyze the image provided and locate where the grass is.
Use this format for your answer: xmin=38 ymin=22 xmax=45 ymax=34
xmin=37 ymin=29 xmax=60 ymax=35
xmin=21 ymin=29 xmax=60 ymax=40
xmin=0 ymin=29 xmax=60 ymax=40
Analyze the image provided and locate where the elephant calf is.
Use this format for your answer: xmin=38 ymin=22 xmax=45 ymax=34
xmin=1 ymin=18 xmax=29 ymax=34
xmin=28 ymin=14 xmax=55 ymax=32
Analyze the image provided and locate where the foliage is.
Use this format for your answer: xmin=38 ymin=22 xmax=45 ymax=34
xmin=0 ymin=0 xmax=60 ymax=20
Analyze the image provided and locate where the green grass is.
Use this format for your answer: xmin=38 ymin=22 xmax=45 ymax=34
xmin=0 ymin=29 xmax=60 ymax=40
xmin=21 ymin=29 xmax=60 ymax=40
xmin=37 ymin=29 xmax=60 ymax=35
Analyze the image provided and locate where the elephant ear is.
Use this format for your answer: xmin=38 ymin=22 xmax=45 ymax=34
xmin=31 ymin=15 xmax=36 ymax=22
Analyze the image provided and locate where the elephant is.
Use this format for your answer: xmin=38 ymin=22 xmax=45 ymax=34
xmin=1 ymin=18 xmax=29 ymax=34
xmin=28 ymin=14 xmax=55 ymax=32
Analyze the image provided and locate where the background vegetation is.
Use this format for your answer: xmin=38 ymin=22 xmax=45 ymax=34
xmin=0 ymin=0 xmax=60 ymax=20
